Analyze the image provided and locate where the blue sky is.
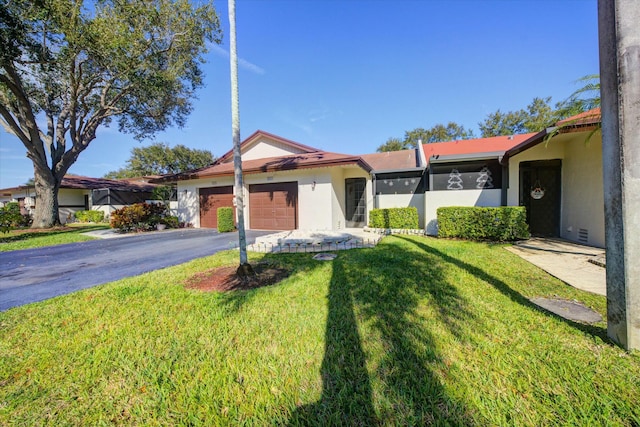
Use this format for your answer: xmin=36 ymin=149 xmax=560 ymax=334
xmin=0 ymin=0 xmax=599 ymax=189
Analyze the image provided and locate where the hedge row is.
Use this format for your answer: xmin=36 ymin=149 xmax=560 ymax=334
xmin=74 ymin=210 xmax=105 ymax=223
xmin=437 ymin=206 xmax=530 ymax=241
xmin=368 ymin=207 xmax=419 ymax=229
xmin=217 ymin=207 xmax=235 ymax=232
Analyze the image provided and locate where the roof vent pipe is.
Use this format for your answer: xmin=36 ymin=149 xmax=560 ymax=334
xmin=416 ymin=138 xmax=427 ymax=167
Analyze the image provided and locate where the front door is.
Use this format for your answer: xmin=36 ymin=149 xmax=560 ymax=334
xmin=345 ymin=178 xmax=366 ymax=228
xmin=520 ymin=160 xmax=561 ymax=237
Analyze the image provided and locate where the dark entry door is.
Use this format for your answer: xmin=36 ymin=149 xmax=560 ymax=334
xmin=345 ymin=178 xmax=366 ymax=228
xmin=520 ymin=160 xmax=561 ymax=237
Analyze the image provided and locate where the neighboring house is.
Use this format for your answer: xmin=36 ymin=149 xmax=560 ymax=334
xmin=160 ymin=109 xmax=604 ymax=248
xmin=0 ymin=175 xmax=162 ymax=223
xmin=158 ymin=130 xmax=376 ymax=230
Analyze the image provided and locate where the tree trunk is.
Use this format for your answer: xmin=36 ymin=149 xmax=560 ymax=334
xmin=228 ymin=0 xmax=250 ymax=269
xmin=31 ymin=169 xmax=61 ymax=228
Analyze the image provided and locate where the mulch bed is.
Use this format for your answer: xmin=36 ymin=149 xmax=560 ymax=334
xmin=186 ymin=262 xmax=291 ymax=292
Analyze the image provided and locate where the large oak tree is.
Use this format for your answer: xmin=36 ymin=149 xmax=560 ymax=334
xmin=0 ymin=0 xmax=221 ymax=227
xmin=104 ymin=142 xmax=214 ymax=179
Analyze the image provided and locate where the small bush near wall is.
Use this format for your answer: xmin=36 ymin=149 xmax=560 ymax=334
xmin=217 ymin=207 xmax=235 ymax=232
xmin=110 ymin=202 xmax=168 ymax=233
xmin=437 ymin=206 xmax=530 ymax=241
xmin=0 ymin=202 xmax=32 ymax=233
xmin=74 ymin=210 xmax=105 ymax=223
xmin=369 ymin=207 xmax=419 ymax=229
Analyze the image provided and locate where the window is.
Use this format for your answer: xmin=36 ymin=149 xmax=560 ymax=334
xmin=375 ymin=172 xmax=426 ymax=195
xmin=430 ymin=160 xmax=502 ymax=191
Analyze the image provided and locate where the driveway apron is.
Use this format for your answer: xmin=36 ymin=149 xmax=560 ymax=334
xmin=0 ymin=229 xmax=271 ymax=311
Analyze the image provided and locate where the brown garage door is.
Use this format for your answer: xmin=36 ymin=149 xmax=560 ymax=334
xmin=249 ymin=182 xmax=298 ymax=230
xmin=199 ymin=186 xmax=235 ymax=229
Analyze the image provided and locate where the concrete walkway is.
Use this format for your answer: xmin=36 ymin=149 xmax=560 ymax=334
xmin=506 ymin=238 xmax=606 ymax=296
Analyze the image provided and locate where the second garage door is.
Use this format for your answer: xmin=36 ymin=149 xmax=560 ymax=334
xmin=249 ymin=182 xmax=298 ymax=230
xmin=199 ymin=186 xmax=235 ymax=229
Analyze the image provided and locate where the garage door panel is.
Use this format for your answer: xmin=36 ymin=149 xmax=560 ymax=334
xmin=249 ymin=182 xmax=298 ymax=230
xmin=199 ymin=186 xmax=234 ymax=229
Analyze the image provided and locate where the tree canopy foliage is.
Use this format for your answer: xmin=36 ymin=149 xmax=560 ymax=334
xmin=377 ymin=122 xmax=475 ymax=152
xmin=479 ymin=77 xmax=601 ymax=138
xmin=478 ymin=96 xmax=560 ymax=137
xmin=0 ymin=0 xmax=221 ymax=227
xmin=105 ymin=143 xmax=215 ymax=179
xmin=379 ymin=76 xmax=600 ymax=152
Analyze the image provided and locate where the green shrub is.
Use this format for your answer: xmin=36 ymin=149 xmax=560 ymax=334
xmin=1 ymin=204 xmax=22 ymax=233
xmin=74 ymin=210 xmax=105 ymax=223
xmin=161 ymin=215 xmax=179 ymax=229
xmin=437 ymin=206 xmax=530 ymax=241
xmin=0 ymin=202 xmax=32 ymax=233
xmin=217 ymin=207 xmax=235 ymax=232
xmin=110 ymin=203 xmax=167 ymax=233
xmin=368 ymin=207 xmax=419 ymax=229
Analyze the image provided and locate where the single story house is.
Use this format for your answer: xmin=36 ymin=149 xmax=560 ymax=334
xmin=160 ymin=109 xmax=604 ymax=248
xmin=0 ymin=175 xmax=165 ymax=223
xmin=159 ymin=131 xmax=378 ymax=230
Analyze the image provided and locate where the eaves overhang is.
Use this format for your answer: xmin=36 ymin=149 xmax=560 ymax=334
xmin=429 ymin=151 xmax=507 ymax=165
xmin=371 ymin=166 xmax=426 ymax=175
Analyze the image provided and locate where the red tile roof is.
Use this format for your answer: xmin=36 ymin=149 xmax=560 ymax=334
xmin=164 ymin=151 xmax=372 ymax=181
xmin=557 ymin=108 xmax=601 ymax=126
xmin=359 ymin=149 xmax=420 ymax=171
xmin=422 ymin=134 xmax=536 ymax=166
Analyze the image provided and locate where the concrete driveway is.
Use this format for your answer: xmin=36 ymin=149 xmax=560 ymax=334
xmin=0 ymin=229 xmax=271 ymax=311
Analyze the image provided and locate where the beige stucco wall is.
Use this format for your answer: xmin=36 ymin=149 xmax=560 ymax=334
xmin=507 ymin=131 xmax=604 ymax=247
xmin=176 ymin=165 xmax=371 ymax=230
xmin=424 ymin=189 xmax=502 ymax=235
xmin=241 ymin=137 xmax=309 ymax=161
xmin=561 ymin=134 xmax=604 ymax=247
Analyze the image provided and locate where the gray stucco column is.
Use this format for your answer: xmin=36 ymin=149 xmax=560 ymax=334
xmin=598 ymin=0 xmax=640 ymax=350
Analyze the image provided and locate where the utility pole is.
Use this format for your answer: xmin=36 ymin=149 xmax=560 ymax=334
xmin=598 ymin=0 xmax=640 ymax=350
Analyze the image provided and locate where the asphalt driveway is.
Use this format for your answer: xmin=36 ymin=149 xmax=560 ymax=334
xmin=0 ymin=229 xmax=271 ymax=311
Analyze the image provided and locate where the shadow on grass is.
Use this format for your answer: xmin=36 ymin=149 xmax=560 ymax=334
xmin=396 ymin=235 xmax=609 ymax=343
xmin=289 ymin=239 xmax=477 ymax=425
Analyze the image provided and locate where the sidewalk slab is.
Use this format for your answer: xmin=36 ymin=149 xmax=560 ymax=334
xmin=506 ymin=238 xmax=606 ymax=296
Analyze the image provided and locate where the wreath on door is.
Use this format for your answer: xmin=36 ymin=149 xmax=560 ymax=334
xmin=530 ymin=179 xmax=545 ymax=200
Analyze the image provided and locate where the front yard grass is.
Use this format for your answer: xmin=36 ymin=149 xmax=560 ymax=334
xmin=1 ymin=236 xmax=638 ymax=425
xmin=0 ymin=223 xmax=109 ymax=252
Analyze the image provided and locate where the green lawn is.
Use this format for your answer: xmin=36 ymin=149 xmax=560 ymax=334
xmin=0 ymin=223 xmax=109 ymax=252
xmin=1 ymin=236 xmax=638 ymax=426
